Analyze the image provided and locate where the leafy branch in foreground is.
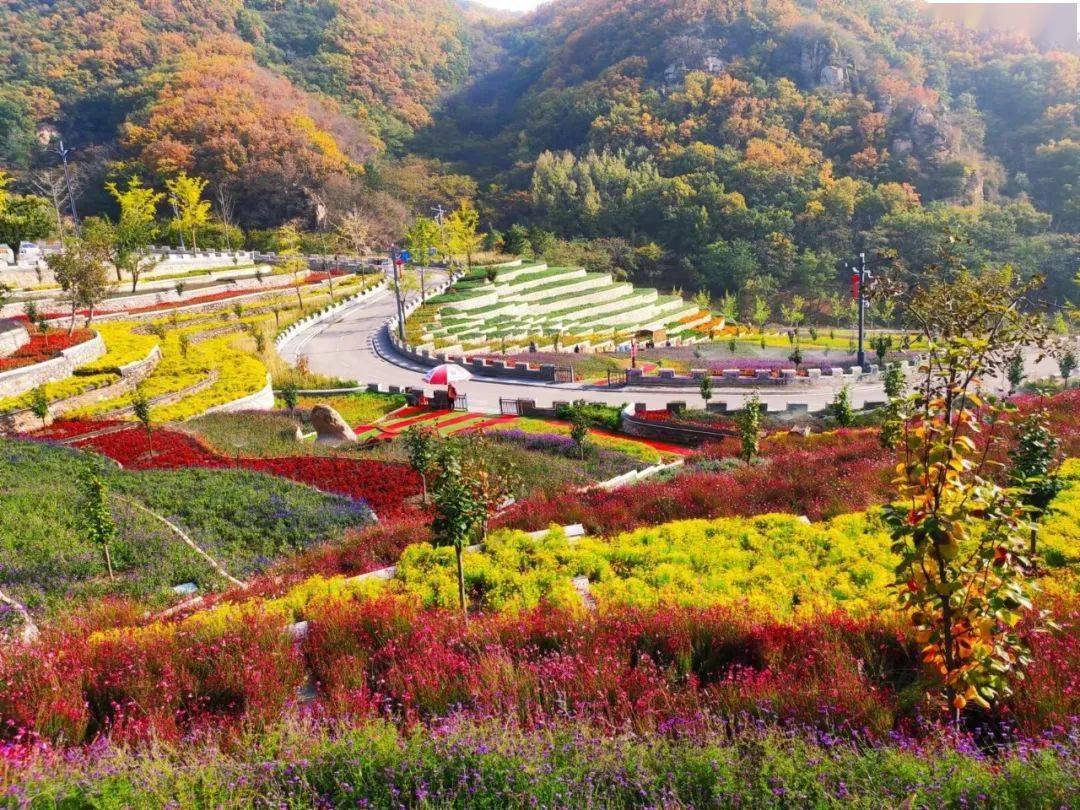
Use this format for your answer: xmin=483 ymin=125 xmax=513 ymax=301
xmin=884 ymin=261 xmax=1049 ymax=720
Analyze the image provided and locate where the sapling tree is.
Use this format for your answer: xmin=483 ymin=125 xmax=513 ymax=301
xmin=872 ymin=333 xmax=893 ymax=365
xmin=131 ymin=387 xmax=152 ymax=454
xmin=831 ymin=385 xmax=854 ymax=427
xmin=431 ymin=444 xmax=480 ymax=615
xmin=1006 ymin=353 xmax=1024 ymax=394
xmin=736 ymin=392 xmax=762 ymax=464
xmin=30 ymin=385 xmax=49 ymax=427
xmin=752 ymin=296 xmax=769 ymax=334
xmin=280 ymin=381 xmax=299 ymax=415
xmin=1057 ymin=347 xmax=1076 ymax=387
xmin=1008 ymin=410 xmax=1063 ymax=556
xmin=699 ymin=372 xmax=713 ymax=407
xmin=403 ymin=425 xmax=438 ymax=504
xmin=788 ymin=344 xmax=803 ymax=371
xmin=569 ymin=405 xmax=591 ymax=459
xmin=880 ymin=362 xmax=907 ymax=449
xmin=882 ymin=261 xmax=1049 ymax=720
xmin=80 ymin=470 xmax=117 ymax=580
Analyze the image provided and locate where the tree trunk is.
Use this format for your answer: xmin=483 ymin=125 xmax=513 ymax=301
xmin=86 ymin=302 xmax=95 ymax=328
xmin=455 ymin=544 xmax=467 ymax=616
xmin=295 ymin=279 xmax=304 ymax=311
xmin=103 ymin=542 xmax=114 ymax=580
xmin=69 ymin=301 xmax=77 ymax=335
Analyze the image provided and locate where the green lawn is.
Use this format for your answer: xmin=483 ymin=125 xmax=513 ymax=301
xmin=0 ymin=440 xmax=372 ymax=619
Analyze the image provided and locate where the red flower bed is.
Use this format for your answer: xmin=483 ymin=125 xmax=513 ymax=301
xmin=68 ymin=425 xmax=421 ymax=517
xmin=31 ymin=419 xmax=127 ymax=441
xmin=636 ymin=409 xmax=735 ymax=433
xmin=0 ymin=328 xmax=95 ymax=372
xmin=4 ymin=598 xmax=1075 ymax=747
xmin=496 ymin=428 xmax=893 ymax=534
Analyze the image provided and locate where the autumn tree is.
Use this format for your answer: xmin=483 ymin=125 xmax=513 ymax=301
xmin=884 ymin=262 xmax=1049 ymax=720
xmin=104 ymin=176 xmax=163 ymax=290
xmin=444 ymin=200 xmax=482 ymax=270
xmin=165 ymin=172 xmax=211 ymax=250
xmin=336 ymin=210 xmax=373 ymax=258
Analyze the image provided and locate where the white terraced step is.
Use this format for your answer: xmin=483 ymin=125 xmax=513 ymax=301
xmin=529 ymin=282 xmax=636 ymax=315
xmin=489 ymin=261 xmax=549 ymax=283
xmin=495 ymin=267 xmax=584 ymax=294
xmin=513 ymin=272 xmax=612 ymax=302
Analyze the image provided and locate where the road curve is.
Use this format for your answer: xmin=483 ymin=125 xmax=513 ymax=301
xmin=277 ymin=277 xmax=891 ymax=415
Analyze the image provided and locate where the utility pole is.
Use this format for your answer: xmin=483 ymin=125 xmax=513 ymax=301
xmin=54 ymin=140 xmax=80 ymax=238
xmin=390 ymin=244 xmax=406 ymax=341
xmin=432 ymin=204 xmax=446 ymax=226
xmin=170 ymin=195 xmax=186 ymax=250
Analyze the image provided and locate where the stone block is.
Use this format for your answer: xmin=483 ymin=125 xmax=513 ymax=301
xmin=667 ymin=401 xmax=686 ymax=414
xmin=723 ymin=369 xmax=739 ymax=380
xmin=691 ymin=368 xmax=707 ymax=380
xmin=807 ymin=368 xmax=821 ymax=379
xmin=780 ymin=369 xmax=797 ymax=380
xmin=634 ymin=402 xmax=647 ymax=413
xmin=756 ymin=369 xmax=771 ymax=380
xmin=659 ymin=368 xmax=676 ymax=379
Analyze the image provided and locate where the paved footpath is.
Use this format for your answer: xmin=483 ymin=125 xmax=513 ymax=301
xmin=278 ymin=277 xmax=893 ymax=415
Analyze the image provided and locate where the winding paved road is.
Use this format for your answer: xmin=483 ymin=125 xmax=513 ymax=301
xmin=278 ymin=275 xmax=895 ymax=415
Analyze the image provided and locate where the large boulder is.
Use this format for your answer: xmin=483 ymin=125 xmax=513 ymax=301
xmin=310 ymin=404 xmax=357 ymax=445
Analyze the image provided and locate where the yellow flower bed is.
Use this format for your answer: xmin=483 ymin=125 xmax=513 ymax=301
xmin=72 ymin=328 xmax=268 ymax=421
xmin=0 ymin=321 xmax=159 ymax=412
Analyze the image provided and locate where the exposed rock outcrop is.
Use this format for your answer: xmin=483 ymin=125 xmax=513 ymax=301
xmin=310 ymin=404 xmax=357 ymax=445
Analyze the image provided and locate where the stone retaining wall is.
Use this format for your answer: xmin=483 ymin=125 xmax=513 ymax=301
xmin=620 ymin=358 xmax=920 ymax=388
xmin=0 ymin=332 xmax=106 ymax=399
xmin=201 ymin=374 xmax=276 ymax=415
xmin=0 ymin=319 xmax=29 ymax=357
xmin=621 ymin=410 xmax=735 ymax=446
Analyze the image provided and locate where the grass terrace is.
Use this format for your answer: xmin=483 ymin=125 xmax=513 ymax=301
xmin=410 ymin=261 xmax=714 ymax=355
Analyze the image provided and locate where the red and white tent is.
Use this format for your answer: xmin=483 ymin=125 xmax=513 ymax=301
xmin=422 ymin=363 xmax=472 ymax=386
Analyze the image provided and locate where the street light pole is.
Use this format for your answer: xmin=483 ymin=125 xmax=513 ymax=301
xmin=55 ymin=140 xmax=80 ymax=238
xmin=390 ymin=245 xmax=405 ymax=341
xmin=856 ymin=252 xmax=867 ymax=368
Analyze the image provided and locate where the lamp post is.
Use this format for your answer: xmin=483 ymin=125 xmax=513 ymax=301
xmin=54 ymin=140 xmax=81 ymax=238
xmin=389 ymin=245 xmax=406 ymax=341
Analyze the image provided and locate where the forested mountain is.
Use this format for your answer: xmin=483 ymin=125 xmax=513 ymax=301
xmin=424 ymin=0 xmax=1079 ymax=303
xmin=0 ymin=0 xmax=1076 ymax=303
xmin=0 ymin=0 xmax=475 ymax=226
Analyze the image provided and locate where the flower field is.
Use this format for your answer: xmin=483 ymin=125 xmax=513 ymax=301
xmin=67 ymin=424 xmax=423 ymax=518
